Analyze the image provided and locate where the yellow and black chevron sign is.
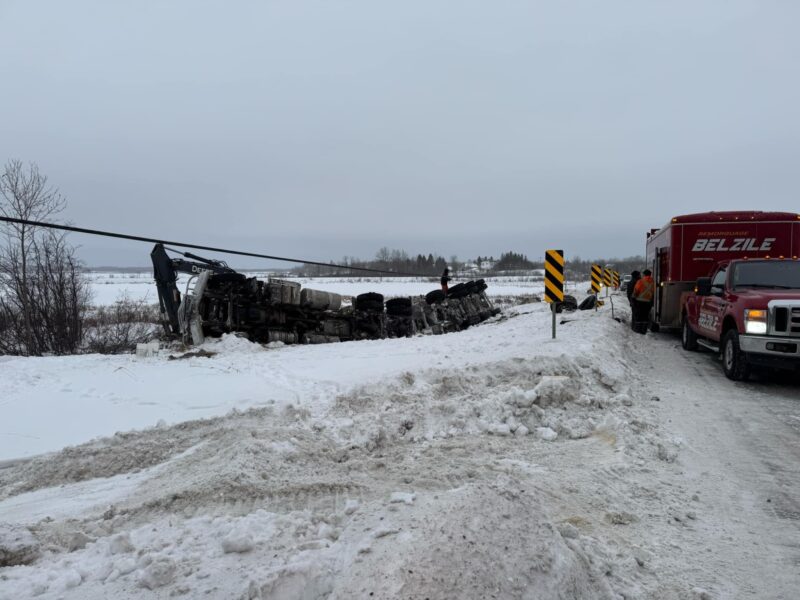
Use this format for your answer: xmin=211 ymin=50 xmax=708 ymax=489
xmin=591 ymin=264 xmax=602 ymax=294
xmin=602 ymin=267 xmax=612 ymax=287
xmin=544 ymin=249 xmax=565 ymax=303
xmin=612 ymin=271 xmax=620 ymax=288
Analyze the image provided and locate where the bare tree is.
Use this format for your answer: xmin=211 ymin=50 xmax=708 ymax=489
xmin=375 ymin=246 xmax=391 ymax=266
xmin=0 ymin=160 xmax=90 ymax=355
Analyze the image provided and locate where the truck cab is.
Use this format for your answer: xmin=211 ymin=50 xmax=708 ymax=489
xmin=682 ymin=258 xmax=800 ymax=380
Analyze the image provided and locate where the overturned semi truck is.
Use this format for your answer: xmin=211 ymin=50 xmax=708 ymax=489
xmin=151 ymin=244 xmax=501 ymax=346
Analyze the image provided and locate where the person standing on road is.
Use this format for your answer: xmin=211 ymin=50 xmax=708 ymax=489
xmin=441 ymin=267 xmax=452 ymax=295
xmin=627 ymin=270 xmax=641 ymax=330
xmin=632 ymin=269 xmax=655 ymax=334
xmin=626 ymin=271 xmax=641 ymax=305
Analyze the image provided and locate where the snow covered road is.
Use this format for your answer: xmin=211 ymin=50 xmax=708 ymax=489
xmin=630 ymin=329 xmax=800 ymax=598
xmin=1 ymin=299 xmax=799 ymax=599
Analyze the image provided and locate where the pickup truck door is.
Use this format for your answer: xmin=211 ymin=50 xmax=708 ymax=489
xmin=697 ymin=266 xmax=728 ymax=341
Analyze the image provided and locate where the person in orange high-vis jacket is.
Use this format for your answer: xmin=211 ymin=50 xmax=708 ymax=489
xmin=631 ymin=269 xmax=655 ymax=334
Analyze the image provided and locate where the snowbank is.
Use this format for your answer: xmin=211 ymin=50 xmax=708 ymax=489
xmin=2 ymin=302 xmax=594 ymax=461
xmin=0 ymin=297 xmax=716 ymax=599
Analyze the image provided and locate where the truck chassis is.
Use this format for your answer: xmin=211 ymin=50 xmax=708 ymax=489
xmin=151 ymin=244 xmax=500 ymax=346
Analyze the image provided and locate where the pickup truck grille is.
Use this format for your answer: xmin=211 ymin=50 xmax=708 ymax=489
xmin=771 ymin=306 xmax=800 ymax=336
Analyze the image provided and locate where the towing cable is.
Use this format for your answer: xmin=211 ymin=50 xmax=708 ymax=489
xmin=0 ymin=215 xmax=439 ymax=278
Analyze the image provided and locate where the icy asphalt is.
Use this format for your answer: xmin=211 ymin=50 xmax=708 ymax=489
xmin=630 ymin=325 xmax=800 ymax=597
xmin=1 ymin=299 xmax=799 ymax=599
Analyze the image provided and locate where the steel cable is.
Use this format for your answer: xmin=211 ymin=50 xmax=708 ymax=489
xmin=0 ymin=216 xmax=440 ymax=278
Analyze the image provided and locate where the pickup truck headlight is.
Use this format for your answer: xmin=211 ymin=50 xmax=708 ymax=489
xmin=744 ymin=309 xmax=767 ymax=334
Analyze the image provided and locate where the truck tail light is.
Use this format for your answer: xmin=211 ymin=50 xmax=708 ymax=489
xmin=744 ymin=309 xmax=768 ymax=335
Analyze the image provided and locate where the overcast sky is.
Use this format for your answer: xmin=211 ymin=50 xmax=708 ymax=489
xmin=1 ymin=1 xmax=799 ymax=268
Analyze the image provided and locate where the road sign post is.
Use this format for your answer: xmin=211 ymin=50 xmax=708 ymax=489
xmin=603 ymin=267 xmax=612 ymax=297
xmin=544 ymin=249 xmax=565 ymax=339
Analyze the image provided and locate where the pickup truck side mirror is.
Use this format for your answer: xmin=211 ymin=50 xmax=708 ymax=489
xmin=696 ymin=277 xmax=712 ymax=296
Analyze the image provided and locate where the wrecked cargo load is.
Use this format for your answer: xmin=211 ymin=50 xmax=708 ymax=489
xmin=151 ymin=243 xmax=500 ymax=346
xmin=300 ymin=288 xmax=342 ymax=311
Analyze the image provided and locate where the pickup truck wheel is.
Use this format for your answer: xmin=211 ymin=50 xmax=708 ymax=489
xmin=722 ymin=329 xmax=750 ymax=381
xmin=681 ymin=317 xmax=698 ymax=351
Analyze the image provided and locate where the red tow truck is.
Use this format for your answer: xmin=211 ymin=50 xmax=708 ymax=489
xmin=645 ymin=211 xmax=800 ymax=380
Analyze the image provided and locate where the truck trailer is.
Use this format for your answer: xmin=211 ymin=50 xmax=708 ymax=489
xmin=645 ymin=211 xmax=800 ymax=331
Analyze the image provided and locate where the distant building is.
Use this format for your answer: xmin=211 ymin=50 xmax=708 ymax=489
xmin=480 ymin=260 xmax=496 ymax=271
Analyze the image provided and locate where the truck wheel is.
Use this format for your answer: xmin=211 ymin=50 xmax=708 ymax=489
xmin=681 ymin=317 xmax=698 ymax=351
xmin=722 ymin=329 xmax=750 ymax=381
xmin=425 ymin=289 xmax=446 ymax=305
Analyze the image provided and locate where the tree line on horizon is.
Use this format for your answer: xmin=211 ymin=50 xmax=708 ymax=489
xmin=293 ymin=248 xmax=646 ymax=278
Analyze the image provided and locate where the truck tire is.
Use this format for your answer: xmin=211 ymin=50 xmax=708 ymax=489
xmin=355 ymin=292 xmax=384 ymax=313
xmin=722 ymin=329 xmax=750 ymax=381
xmin=681 ymin=317 xmax=698 ymax=351
xmin=386 ymin=297 xmax=413 ymax=316
xmin=448 ymin=283 xmax=468 ymax=298
xmin=561 ymin=294 xmax=578 ymax=312
xmin=356 ymin=292 xmax=384 ymax=304
xmin=578 ymin=295 xmax=597 ymax=311
xmin=425 ymin=289 xmax=446 ymax=305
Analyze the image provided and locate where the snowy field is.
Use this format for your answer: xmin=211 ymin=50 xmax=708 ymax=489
xmin=2 ymin=294 xmax=799 ymax=598
xmin=86 ymin=271 xmax=569 ymax=306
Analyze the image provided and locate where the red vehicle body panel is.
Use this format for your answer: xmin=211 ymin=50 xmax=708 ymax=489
xmin=682 ymin=267 xmax=800 ymax=343
xmin=645 ymin=211 xmax=800 ymax=329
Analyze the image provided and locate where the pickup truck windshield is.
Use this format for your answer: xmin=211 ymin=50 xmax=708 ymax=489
xmin=732 ymin=261 xmax=800 ymax=290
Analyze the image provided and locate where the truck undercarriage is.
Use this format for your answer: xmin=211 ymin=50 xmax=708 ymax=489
xmin=151 ymin=244 xmax=501 ymax=346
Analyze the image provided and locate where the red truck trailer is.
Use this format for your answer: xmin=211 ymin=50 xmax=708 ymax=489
xmin=645 ymin=211 xmax=800 ymax=331
xmin=646 ymin=211 xmax=800 ymax=379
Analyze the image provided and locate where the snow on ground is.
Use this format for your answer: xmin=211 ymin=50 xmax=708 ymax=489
xmin=2 ymin=295 xmax=799 ymax=599
xmin=2 ymin=302 xmax=550 ymax=461
xmin=86 ymin=272 xmax=570 ymax=306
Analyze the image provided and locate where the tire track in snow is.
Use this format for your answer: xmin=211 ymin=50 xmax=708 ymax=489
xmin=640 ymin=329 xmax=800 ymax=595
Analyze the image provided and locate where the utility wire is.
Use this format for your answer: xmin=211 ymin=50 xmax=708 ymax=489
xmin=0 ymin=216 xmax=438 ymax=277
